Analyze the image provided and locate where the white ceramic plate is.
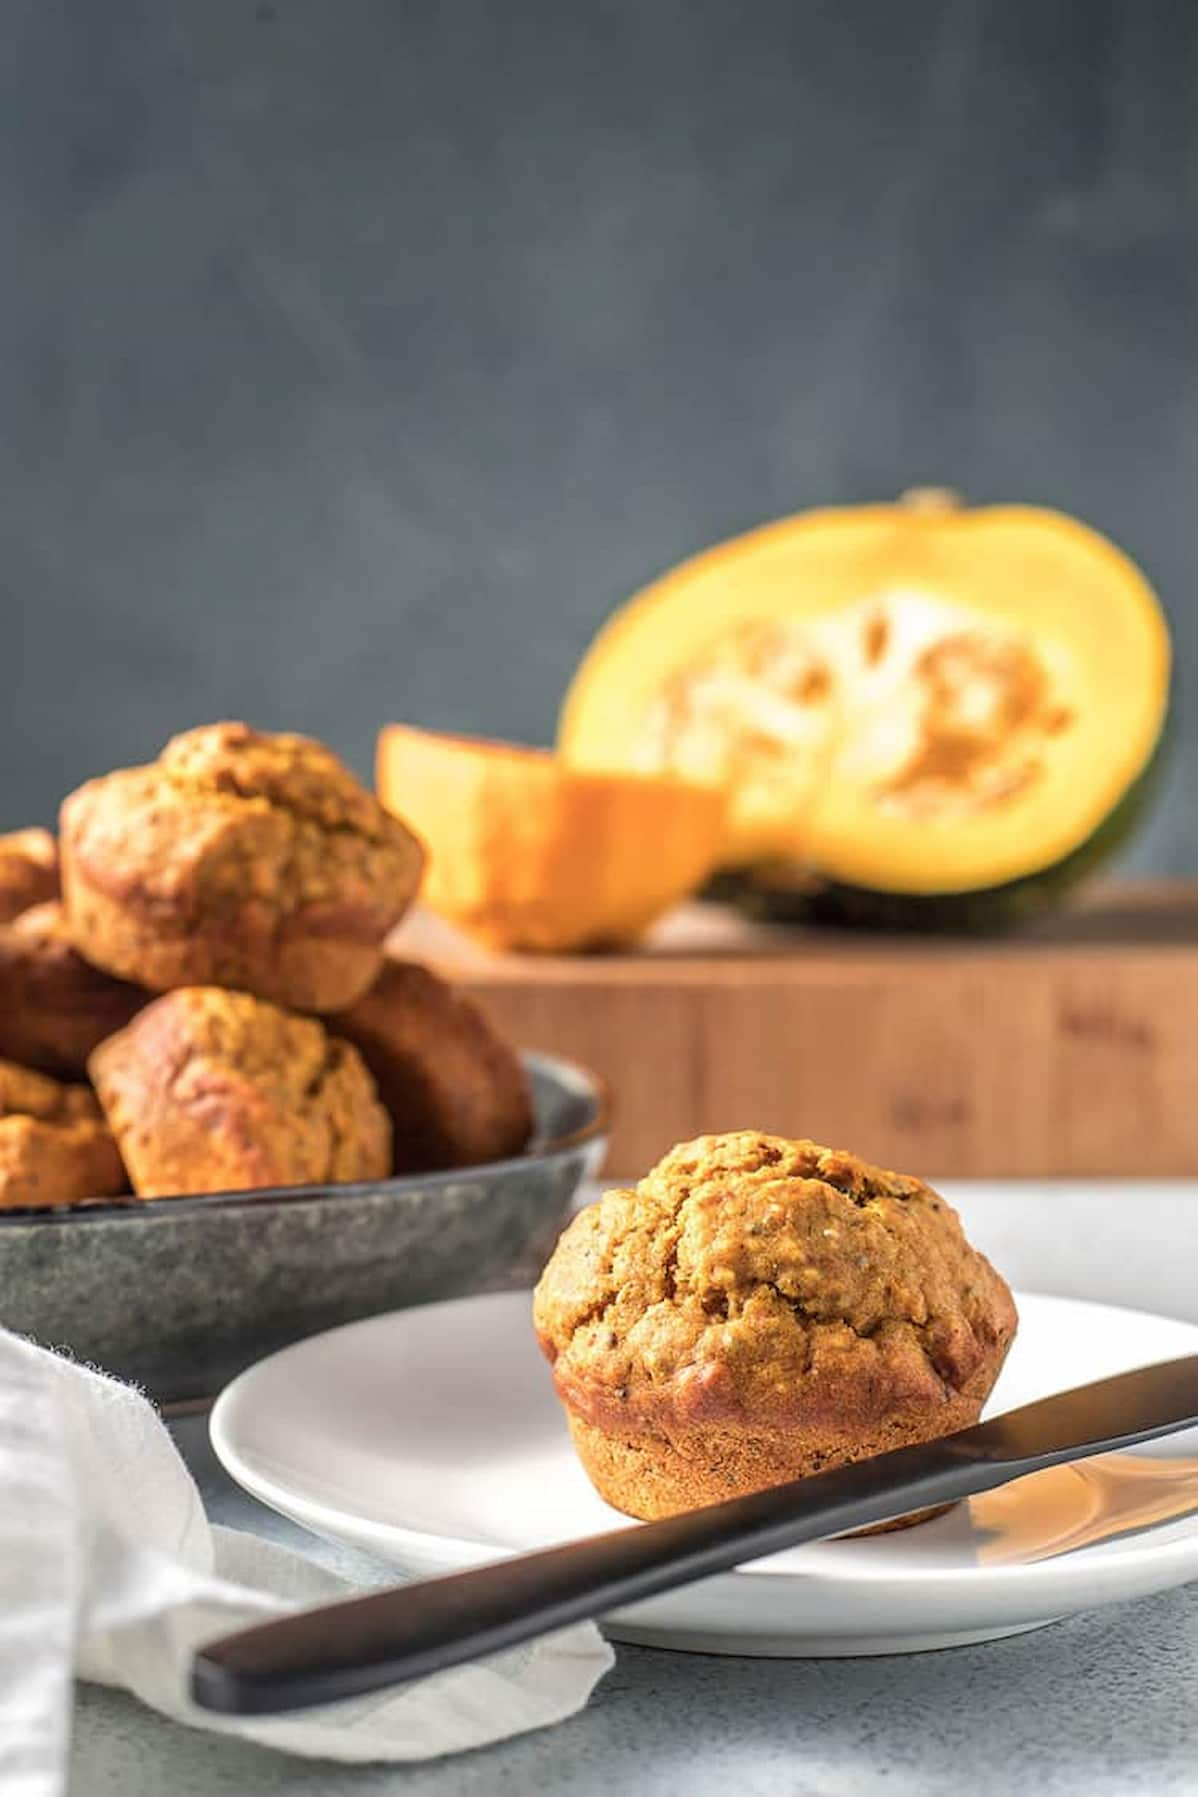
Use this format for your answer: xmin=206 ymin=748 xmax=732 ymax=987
xmin=211 ymin=1289 xmax=1198 ymax=1657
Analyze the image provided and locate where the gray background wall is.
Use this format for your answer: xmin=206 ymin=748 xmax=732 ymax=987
xmin=3 ymin=0 xmax=1194 ymax=870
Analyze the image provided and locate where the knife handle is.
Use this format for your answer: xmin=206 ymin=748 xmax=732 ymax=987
xmin=191 ymin=1434 xmax=992 ymax=1715
xmin=193 ymin=1352 xmax=1198 ymax=1715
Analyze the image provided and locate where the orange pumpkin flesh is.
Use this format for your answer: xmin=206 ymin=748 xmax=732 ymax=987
xmin=376 ymin=725 xmax=725 ymax=952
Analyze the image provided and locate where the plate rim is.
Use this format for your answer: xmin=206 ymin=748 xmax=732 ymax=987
xmin=211 ymin=1286 xmax=1198 ymax=1600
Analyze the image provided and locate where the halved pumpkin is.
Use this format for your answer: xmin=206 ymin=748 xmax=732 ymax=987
xmin=559 ymin=493 xmax=1170 ymax=920
xmin=377 ymin=725 xmax=725 ymax=951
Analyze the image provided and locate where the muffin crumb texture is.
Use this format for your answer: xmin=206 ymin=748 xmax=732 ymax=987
xmin=0 ymin=1057 xmax=126 ymax=1208
xmin=89 ymin=987 xmax=392 ymax=1199
xmin=534 ymin=1131 xmax=1017 ymax=1518
xmin=59 ymin=722 xmax=424 ymax=1011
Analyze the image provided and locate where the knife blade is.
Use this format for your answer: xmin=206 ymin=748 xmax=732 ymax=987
xmin=193 ymin=1352 xmax=1198 ymax=1715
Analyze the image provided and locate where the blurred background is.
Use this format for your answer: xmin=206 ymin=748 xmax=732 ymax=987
xmin=4 ymin=0 xmax=1194 ymax=868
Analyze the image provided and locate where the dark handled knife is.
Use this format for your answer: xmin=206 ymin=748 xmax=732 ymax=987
xmin=193 ymin=1353 xmax=1198 ymax=1715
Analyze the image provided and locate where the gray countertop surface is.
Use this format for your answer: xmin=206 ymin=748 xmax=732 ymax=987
xmin=68 ymin=1184 xmax=1198 ymax=1797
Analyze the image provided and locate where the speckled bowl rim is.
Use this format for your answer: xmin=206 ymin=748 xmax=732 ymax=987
xmin=0 ymin=1050 xmax=609 ymax=1229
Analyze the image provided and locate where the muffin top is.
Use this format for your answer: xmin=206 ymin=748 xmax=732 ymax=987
xmin=534 ymin=1131 xmax=1017 ymax=1433
xmin=159 ymin=723 xmax=393 ymax=838
xmin=89 ymin=986 xmax=392 ymax=1192
xmin=60 ymin=722 xmax=424 ymax=930
xmin=0 ymin=827 xmax=59 ymax=922
xmin=92 ymin=983 xmax=369 ymax=1120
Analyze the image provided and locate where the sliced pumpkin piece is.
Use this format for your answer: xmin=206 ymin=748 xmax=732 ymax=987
xmin=376 ymin=725 xmax=725 ymax=951
xmin=559 ymin=494 xmax=1170 ymax=919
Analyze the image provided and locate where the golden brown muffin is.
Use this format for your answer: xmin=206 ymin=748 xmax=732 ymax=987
xmin=0 ymin=828 xmax=59 ymax=923
xmin=89 ymin=986 xmax=392 ymax=1199
xmin=0 ymin=1057 xmax=126 ymax=1209
xmin=60 ymin=723 xmax=425 ymax=1012
xmin=0 ymin=902 xmax=146 ymax=1076
xmin=534 ymin=1132 xmax=1017 ymax=1521
xmin=333 ymin=959 xmax=533 ymax=1172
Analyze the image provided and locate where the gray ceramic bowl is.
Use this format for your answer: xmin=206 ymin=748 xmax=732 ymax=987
xmin=0 ymin=1052 xmax=606 ymax=1403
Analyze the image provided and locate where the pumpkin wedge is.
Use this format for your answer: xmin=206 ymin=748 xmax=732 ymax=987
xmin=559 ymin=493 xmax=1170 ymax=923
xmin=377 ymin=725 xmax=725 ymax=951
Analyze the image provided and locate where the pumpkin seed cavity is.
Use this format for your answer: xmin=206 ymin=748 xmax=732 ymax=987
xmin=635 ymin=592 xmax=1075 ymax=828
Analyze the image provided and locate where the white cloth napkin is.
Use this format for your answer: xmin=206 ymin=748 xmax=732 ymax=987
xmin=0 ymin=1327 xmax=613 ymax=1796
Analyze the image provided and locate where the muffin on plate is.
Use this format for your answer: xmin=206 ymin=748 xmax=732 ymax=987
xmin=89 ymin=987 xmax=392 ymax=1199
xmin=333 ymin=959 xmax=533 ymax=1172
xmin=534 ymin=1131 xmax=1017 ymax=1520
xmin=60 ymin=722 xmax=425 ymax=1012
xmin=0 ymin=1057 xmax=126 ymax=1209
xmin=0 ymin=828 xmax=59 ymax=924
xmin=0 ymin=901 xmax=146 ymax=1076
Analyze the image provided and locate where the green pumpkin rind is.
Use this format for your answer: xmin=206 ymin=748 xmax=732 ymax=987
xmin=706 ymin=728 xmax=1169 ymax=935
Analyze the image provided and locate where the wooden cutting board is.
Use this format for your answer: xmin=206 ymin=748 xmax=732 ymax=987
xmin=395 ymin=882 xmax=1198 ymax=1179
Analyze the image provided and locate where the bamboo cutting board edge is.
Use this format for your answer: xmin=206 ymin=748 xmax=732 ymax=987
xmin=396 ymin=884 xmax=1198 ymax=1179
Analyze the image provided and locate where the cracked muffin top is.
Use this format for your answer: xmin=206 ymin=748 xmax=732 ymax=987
xmin=0 ymin=827 xmax=58 ymax=923
xmin=534 ymin=1131 xmax=1017 ymax=1433
xmin=89 ymin=986 xmax=392 ymax=1198
xmin=59 ymin=723 xmax=425 ymax=1009
xmin=156 ymin=723 xmax=397 ymax=840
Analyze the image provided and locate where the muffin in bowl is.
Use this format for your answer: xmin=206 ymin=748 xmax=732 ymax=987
xmin=332 ymin=959 xmax=533 ymax=1172
xmin=0 ymin=1058 xmax=126 ymax=1209
xmin=534 ymin=1131 xmax=1016 ymax=1520
xmin=0 ymin=828 xmax=59 ymax=924
xmin=89 ymin=986 xmax=392 ymax=1199
xmin=0 ymin=901 xmax=146 ymax=1076
xmin=60 ymin=722 xmax=424 ymax=1012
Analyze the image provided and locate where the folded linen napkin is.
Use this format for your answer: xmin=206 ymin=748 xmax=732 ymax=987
xmin=0 ymin=1326 xmax=613 ymax=1796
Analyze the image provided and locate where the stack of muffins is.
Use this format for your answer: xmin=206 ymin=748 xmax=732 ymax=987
xmin=0 ymin=722 xmax=532 ymax=1209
